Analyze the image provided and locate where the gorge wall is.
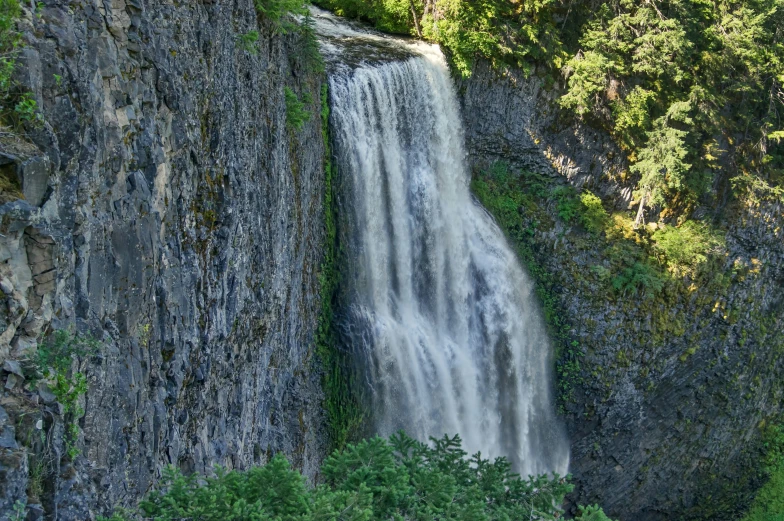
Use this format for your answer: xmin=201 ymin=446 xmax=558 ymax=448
xmin=2 ymin=3 xmax=783 ymax=520
xmin=0 ymin=0 xmax=329 ymax=518
xmin=459 ymin=61 xmax=784 ymax=520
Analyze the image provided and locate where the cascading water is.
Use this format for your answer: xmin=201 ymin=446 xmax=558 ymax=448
xmin=315 ymin=9 xmax=570 ymax=477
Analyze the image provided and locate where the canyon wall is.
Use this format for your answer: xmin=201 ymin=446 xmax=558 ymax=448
xmin=0 ymin=0 xmax=329 ymax=518
xmin=459 ymin=61 xmax=784 ymax=520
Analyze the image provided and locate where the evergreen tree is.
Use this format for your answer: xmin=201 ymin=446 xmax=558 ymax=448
xmin=102 ymin=432 xmax=614 ymax=521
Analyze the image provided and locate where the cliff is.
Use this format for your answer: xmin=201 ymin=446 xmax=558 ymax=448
xmin=459 ymin=61 xmax=784 ymax=520
xmin=2 ymin=3 xmax=783 ymax=519
xmin=0 ymin=0 xmax=329 ymax=518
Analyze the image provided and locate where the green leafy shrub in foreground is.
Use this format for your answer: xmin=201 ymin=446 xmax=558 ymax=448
xmin=101 ymin=432 xmax=614 ymax=521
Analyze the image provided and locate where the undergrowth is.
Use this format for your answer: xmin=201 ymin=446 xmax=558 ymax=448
xmin=741 ymin=425 xmax=784 ymax=521
xmin=99 ymin=432 xmax=615 ymax=521
xmin=24 ymin=329 xmax=100 ymax=459
xmin=0 ymin=0 xmax=40 ymax=127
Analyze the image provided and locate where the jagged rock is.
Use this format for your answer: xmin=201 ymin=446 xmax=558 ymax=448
xmin=4 ymin=374 xmax=19 ymax=390
xmin=0 ymin=278 xmax=13 ymax=296
xmin=36 ymin=383 xmax=55 ymax=405
xmin=1 ymin=361 xmax=23 ymax=378
xmin=1 ymin=0 xmax=330 ymax=518
xmin=18 ymin=156 xmax=51 ymax=207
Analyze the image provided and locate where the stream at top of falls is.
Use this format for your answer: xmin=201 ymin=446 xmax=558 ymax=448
xmin=312 ymin=8 xmax=570 ymax=477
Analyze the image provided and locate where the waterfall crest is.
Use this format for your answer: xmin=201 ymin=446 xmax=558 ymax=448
xmin=324 ymin=19 xmax=570 ymax=477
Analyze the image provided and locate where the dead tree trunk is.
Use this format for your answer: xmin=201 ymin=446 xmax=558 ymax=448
xmin=634 ymin=192 xmax=647 ymax=229
xmin=410 ymin=0 xmax=422 ymax=37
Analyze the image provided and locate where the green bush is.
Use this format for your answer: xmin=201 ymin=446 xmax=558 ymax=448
xmin=579 ymin=191 xmax=609 ymax=234
xmin=742 ymin=426 xmax=784 ymax=521
xmin=551 ymin=185 xmax=580 ymax=222
xmin=298 ymin=13 xmax=325 ymax=74
xmin=0 ymin=0 xmax=40 ymax=127
xmin=25 ymin=330 xmax=100 ymax=458
xmin=651 ymin=220 xmax=725 ymax=273
xmin=255 ymin=0 xmax=308 ymax=34
xmin=101 ymin=432 xmax=613 ymax=521
xmin=236 ymin=31 xmax=259 ymax=54
xmin=611 ymin=260 xmax=665 ymax=298
xmin=284 ymin=86 xmax=312 ymax=130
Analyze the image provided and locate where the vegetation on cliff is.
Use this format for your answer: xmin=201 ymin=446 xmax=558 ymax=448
xmin=311 ymin=0 xmax=783 ymax=222
xmin=472 ymin=159 xmax=783 ymax=518
xmin=0 ymin=0 xmax=39 ymax=127
xmin=101 ymin=432 xmax=612 ymax=521
xmin=742 ymin=426 xmax=784 ymax=521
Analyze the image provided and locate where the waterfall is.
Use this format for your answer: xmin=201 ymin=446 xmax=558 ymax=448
xmin=320 ymin=12 xmax=570 ymax=477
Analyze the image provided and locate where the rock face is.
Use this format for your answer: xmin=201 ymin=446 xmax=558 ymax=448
xmin=459 ymin=61 xmax=784 ymax=520
xmin=1 ymin=0 xmax=328 ymax=518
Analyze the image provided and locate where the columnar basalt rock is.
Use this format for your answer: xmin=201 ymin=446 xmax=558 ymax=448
xmin=1 ymin=0 xmax=329 ymax=518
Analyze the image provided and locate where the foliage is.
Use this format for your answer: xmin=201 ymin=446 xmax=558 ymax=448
xmin=742 ymin=425 xmax=784 ymax=521
xmin=25 ymin=329 xmax=100 ymax=458
xmin=31 ymin=329 xmax=100 ymax=382
xmin=237 ymin=30 xmax=260 ymax=54
xmin=255 ymin=0 xmax=308 ymax=34
xmin=579 ymin=191 xmax=609 ymax=234
xmin=651 ymin=220 xmax=725 ymax=273
xmin=317 ymin=83 xmax=364 ymax=450
xmin=0 ymin=0 xmax=41 ymax=127
xmin=419 ymin=0 xmax=565 ymax=76
xmin=284 ymin=86 xmax=312 ymax=130
xmin=298 ymin=13 xmax=325 ymax=74
xmin=610 ymin=260 xmax=665 ymax=298
xmin=102 ymin=432 xmax=610 ymax=521
xmin=252 ymin=0 xmax=325 ymax=74
xmin=560 ymin=0 xmax=784 ymax=217
xmin=576 ymin=504 xmax=616 ymax=521
xmin=551 ymin=185 xmax=580 ymax=222
xmin=313 ymin=0 xmax=566 ymax=76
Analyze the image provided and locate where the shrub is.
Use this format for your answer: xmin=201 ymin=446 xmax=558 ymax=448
xmin=101 ymin=432 xmax=613 ymax=521
xmin=739 ymin=425 xmax=784 ymax=521
xmin=611 ymin=260 xmax=665 ymax=298
xmin=255 ymin=0 xmax=307 ymax=34
xmin=0 ymin=0 xmax=40 ymax=127
xmin=577 ymin=504 xmax=616 ymax=521
xmin=580 ymin=191 xmax=609 ymax=234
xmin=236 ymin=30 xmax=259 ymax=54
xmin=651 ymin=220 xmax=725 ymax=274
xmin=284 ymin=86 xmax=312 ymax=130
xmin=25 ymin=330 xmax=100 ymax=458
xmin=298 ymin=13 xmax=325 ymax=74
xmin=551 ymin=185 xmax=580 ymax=222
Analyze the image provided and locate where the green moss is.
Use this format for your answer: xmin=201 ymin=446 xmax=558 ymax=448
xmin=316 ymin=83 xmax=364 ymax=451
xmin=470 ymin=164 xmax=582 ymax=411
